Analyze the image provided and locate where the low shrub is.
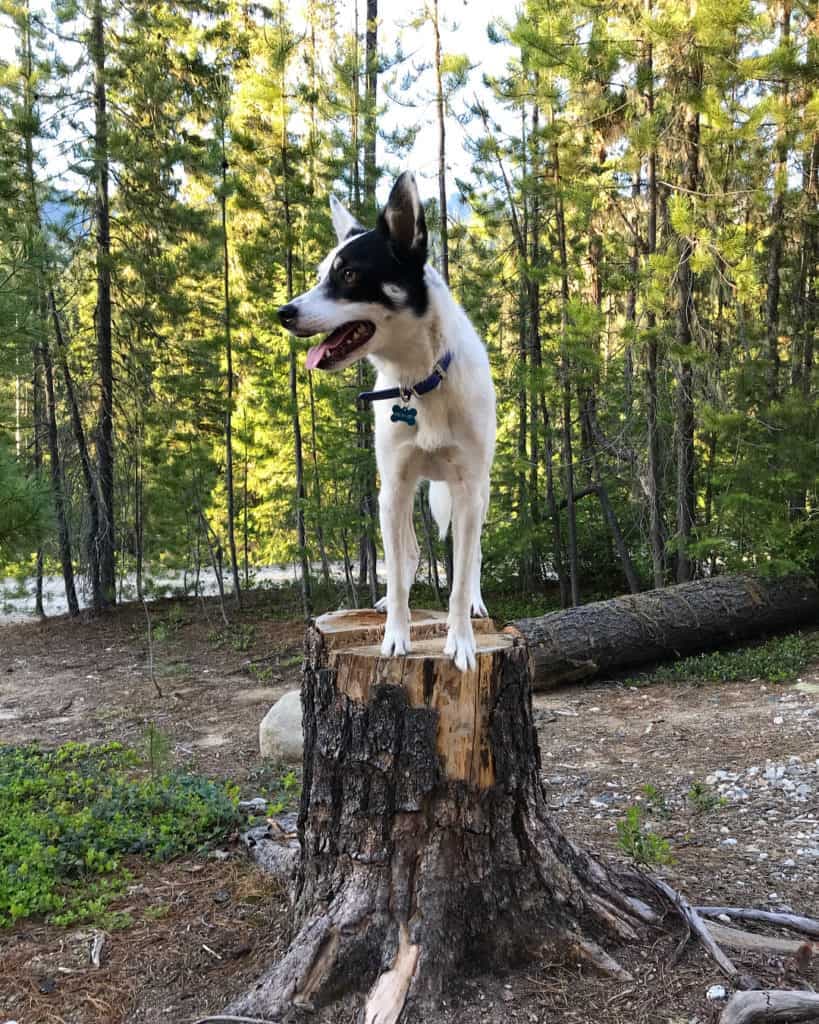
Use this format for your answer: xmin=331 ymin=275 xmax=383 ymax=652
xmin=0 ymin=741 xmax=242 ymax=926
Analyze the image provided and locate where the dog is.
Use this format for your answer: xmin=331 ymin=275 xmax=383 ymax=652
xmin=278 ymin=172 xmax=495 ymax=671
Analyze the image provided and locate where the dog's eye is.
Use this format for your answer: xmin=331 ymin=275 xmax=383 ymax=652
xmin=341 ymin=268 xmax=359 ymax=286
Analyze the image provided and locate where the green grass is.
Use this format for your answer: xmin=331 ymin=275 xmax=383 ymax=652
xmin=0 ymin=741 xmax=244 ymax=927
xmin=632 ymin=631 xmax=819 ymax=686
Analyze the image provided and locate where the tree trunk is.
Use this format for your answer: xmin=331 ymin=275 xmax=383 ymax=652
xmin=222 ymin=609 xmax=647 ymax=1021
xmin=307 ymin=372 xmax=332 ymax=588
xmin=764 ymin=0 xmax=791 ymax=405
xmin=49 ymin=291 xmax=102 ymax=614
xmin=31 ymin=351 xmax=45 ymax=618
xmin=643 ymin=0 xmax=665 ymax=590
xmin=508 ymin=574 xmax=819 ymax=690
xmin=419 ymin=483 xmax=443 ymax=606
xmin=358 ymin=0 xmax=379 ymax=607
xmin=433 ymin=0 xmax=449 ymax=286
xmin=220 ymin=141 xmax=242 ymax=609
xmin=19 ymin=3 xmax=77 ymax=618
xmin=92 ymin=0 xmax=116 ymax=607
xmin=552 ymin=133 xmax=580 ymax=606
xmin=40 ymin=334 xmax=79 ymax=616
xmin=673 ymin=14 xmax=701 ymax=584
xmin=580 ymin=403 xmax=641 ymax=595
xmin=279 ymin=27 xmax=312 ymax=617
xmin=363 ymin=0 xmax=377 ymax=215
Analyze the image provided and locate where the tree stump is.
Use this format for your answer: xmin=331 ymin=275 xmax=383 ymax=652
xmin=224 ymin=610 xmax=649 ymax=1022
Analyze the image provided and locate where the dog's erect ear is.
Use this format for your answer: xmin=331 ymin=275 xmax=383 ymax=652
xmin=379 ymin=172 xmax=427 ymax=262
xmin=329 ymin=195 xmax=363 ymax=244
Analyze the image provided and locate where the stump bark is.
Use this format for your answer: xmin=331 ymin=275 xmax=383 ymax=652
xmin=225 ymin=610 xmax=649 ymax=1022
xmin=508 ymin=574 xmax=819 ymax=690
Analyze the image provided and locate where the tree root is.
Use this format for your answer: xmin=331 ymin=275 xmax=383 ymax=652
xmin=193 ymin=1017 xmax=281 ymax=1023
xmin=364 ymin=924 xmax=421 ymax=1024
xmin=706 ymin=921 xmax=815 ymax=957
xmin=695 ymin=908 xmax=819 ymax=940
xmin=718 ymin=990 xmax=819 ymax=1023
xmin=644 ymin=875 xmax=738 ymax=979
xmin=571 ymin=936 xmax=634 ymax=982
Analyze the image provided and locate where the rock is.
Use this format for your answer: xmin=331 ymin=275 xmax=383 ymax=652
xmin=238 ymin=797 xmax=269 ymax=814
xmin=259 ymin=690 xmax=303 ymax=762
xmin=706 ymin=985 xmax=727 ymax=1001
xmin=240 ymin=824 xmax=299 ymax=884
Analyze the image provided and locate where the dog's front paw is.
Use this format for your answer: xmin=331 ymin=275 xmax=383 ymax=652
xmin=444 ymin=623 xmax=476 ymax=672
xmin=381 ymin=620 xmax=411 ymax=658
xmin=374 ymin=596 xmax=387 ymax=613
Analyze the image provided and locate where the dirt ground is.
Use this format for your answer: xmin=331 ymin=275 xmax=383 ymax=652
xmin=1 ymin=591 xmax=817 ymax=1024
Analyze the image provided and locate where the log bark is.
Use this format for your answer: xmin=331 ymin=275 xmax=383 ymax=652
xmin=508 ymin=575 xmax=819 ymax=690
xmin=223 ymin=610 xmax=647 ymax=1021
xmin=719 ymin=990 xmax=819 ymax=1024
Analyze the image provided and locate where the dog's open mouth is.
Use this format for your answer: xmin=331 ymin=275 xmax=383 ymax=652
xmin=306 ymin=321 xmax=376 ymax=370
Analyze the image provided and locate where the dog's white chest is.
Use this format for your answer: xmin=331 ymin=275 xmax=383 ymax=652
xmin=375 ymin=392 xmax=451 ymax=455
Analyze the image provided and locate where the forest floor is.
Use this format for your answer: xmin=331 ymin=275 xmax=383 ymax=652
xmin=0 ymin=589 xmax=818 ymax=1024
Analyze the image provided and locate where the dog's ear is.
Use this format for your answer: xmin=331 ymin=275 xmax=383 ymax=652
xmin=378 ymin=172 xmax=427 ymax=263
xmin=329 ymin=195 xmax=363 ymax=244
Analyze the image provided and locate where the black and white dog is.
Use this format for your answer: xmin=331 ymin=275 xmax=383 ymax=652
xmin=278 ymin=172 xmax=495 ymax=671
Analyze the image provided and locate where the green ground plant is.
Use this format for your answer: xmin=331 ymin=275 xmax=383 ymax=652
xmin=687 ymin=780 xmax=726 ymax=815
xmin=616 ymin=805 xmax=674 ymax=867
xmin=633 ymin=631 xmax=819 ymax=686
xmin=209 ymin=623 xmax=257 ymax=652
xmin=0 ymin=742 xmax=243 ymax=927
xmin=639 ymin=783 xmax=671 ymax=818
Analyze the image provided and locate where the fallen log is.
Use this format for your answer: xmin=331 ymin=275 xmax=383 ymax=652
xmin=719 ymin=990 xmax=819 ymax=1024
xmin=507 ymin=574 xmax=819 ymax=690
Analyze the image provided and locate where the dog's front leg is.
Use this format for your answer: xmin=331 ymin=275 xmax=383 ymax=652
xmin=444 ymin=482 xmax=482 ymax=672
xmin=379 ymin=477 xmax=415 ymax=658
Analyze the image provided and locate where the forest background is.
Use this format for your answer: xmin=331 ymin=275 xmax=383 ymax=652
xmin=0 ymin=0 xmax=816 ymax=619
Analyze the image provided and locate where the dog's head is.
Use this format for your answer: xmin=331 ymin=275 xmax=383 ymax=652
xmin=277 ymin=172 xmax=428 ymax=371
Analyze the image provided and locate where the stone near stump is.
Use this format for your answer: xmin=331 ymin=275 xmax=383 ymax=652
xmin=259 ymin=690 xmax=303 ymax=763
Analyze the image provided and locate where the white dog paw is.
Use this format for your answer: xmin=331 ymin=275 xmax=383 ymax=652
xmin=470 ymin=597 xmax=489 ymax=618
xmin=444 ymin=625 xmax=476 ymax=672
xmin=374 ymin=596 xmax=387 ymax=613
xmin=381 ymin=622 xmax=410 ymax=658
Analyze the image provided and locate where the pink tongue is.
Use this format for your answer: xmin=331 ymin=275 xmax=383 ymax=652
xmin=306 ymin=342 xmax=333 ymax=370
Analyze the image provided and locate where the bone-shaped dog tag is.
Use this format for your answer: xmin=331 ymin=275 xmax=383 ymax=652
xmin=390 ymin=404 xmax=417 ymax=427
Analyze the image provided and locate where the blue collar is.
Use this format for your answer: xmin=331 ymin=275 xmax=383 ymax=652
xmin=358 ymin=351 xmax=452 ymax=404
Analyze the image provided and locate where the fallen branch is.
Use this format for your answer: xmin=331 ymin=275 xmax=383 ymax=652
xmin=193 ymin=1016 xmax=280 ymax=1024
xmin=719 ymin=990 xmax=819 ymax=1024
xmin=695 ymin=907 xmax=819 ymax=940
xmin=647 ymin=876 xmax=738 ymax=979
xmin=706 ymin=921 xmax=814 ymax=957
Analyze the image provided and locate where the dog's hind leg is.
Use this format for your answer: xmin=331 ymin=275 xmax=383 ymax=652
xmin=378 ymin=477 xmax=417 ymax=656
xmin=469 ymin=479 xmax=490 ymax=618
xmin=374 ymin=501 xmax=419 ymax=614
xmin=444 ymin=481 xmax=483 ymax=671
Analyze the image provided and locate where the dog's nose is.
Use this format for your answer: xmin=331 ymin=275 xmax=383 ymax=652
xmin=278 ymin=303 xmax=299 ymax=328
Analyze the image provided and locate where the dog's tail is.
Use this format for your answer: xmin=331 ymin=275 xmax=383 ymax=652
xmin=428 ymin=481 xmax=451 ymax=539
